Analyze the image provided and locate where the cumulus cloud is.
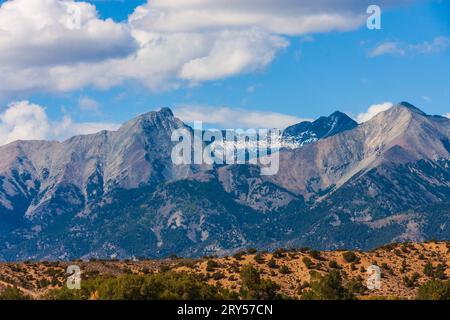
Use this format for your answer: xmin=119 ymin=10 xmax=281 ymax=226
xmin=0 ymin=0 xmax=137 ymax=68
xmin=177 ymin=30 xmax=287 ymax=82
xmin=356 ymin=102 xmax=393 ymax=123
xmin=0 ymin=101 xmax=119 ymax=146
xmin=369 ymin=37 xmax=450 ymax=58
xmin=173 ymin=105 xmax=310 ymax=129
xmin=0 ymin=0 xmax=137 ymax=93
xmin=0 ymin=0 xmax=411 ymax=94
xmin=0 ymin=101 xmax=51 ymax=144
xmin=129 ymin=0 xmax=368 ymax=35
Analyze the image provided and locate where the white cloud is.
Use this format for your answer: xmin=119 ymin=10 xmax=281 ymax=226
xmin=368 ymin=42 xmax=405 ymax=58
xmin=0 ymin=101 xmax=51 ymax=144
xmin=129 ymin=0 xmax=368 ymax=36
xmin=411 ymin=36 xmax=450 ymax=54
xmin=0 ymin=101 xmax=119 ymax=146
xmin=78 ymin=96 xmax=101 ymax=112
xmin=356 ymin=102 xmax=393 ymax=123
xmin=0 ymin=0 xmax=137 ymax=93
xmin=0 ymin=0 xmax=410 ymax=95
xmin=0 ymin=0 xmax=137 ymax=68
xmin=444 ymin=113 xmax=450 ymax=119
xmin=177 ymin=30 xmax=287 ymax=82
xmin=173 ymin=105 xmax=310 ymax=129
xmin=369 ymin=37 xmax=450 ymax=58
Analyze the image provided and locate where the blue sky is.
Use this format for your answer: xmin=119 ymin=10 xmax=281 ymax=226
xmin=0 ymin=0 xmax=449 ymax=144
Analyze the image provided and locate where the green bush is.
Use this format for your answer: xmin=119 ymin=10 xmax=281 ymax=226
xmin=328 ymin=260 xmax=341 ymax=269
xmin=267 ymin=258 xmax=278 ymax=269
xmin=345 ymin=277 xmax=367 ymax=296
xmin=400 ymin=260 xmax=408 ymax=273
xmin=423 ymin=262 xmax=434 ymax=277
xmin=0 ymin=286 xmax=31 ymax=300
xmin=403 ymin=273 xmax=420 ymax=288
xmin=206 ymin=260 xmax=220 ymax=272
xmin=254 ymin=253 xmax=265 ymax=264
xmin=279 ymin=265 xmax=291 ymax=274
xmin=309 ymin=250 xmax=321 ymax=260
xmin=302 ymin=257 xmax=314 ymax=269
xmin=422 ymin=262 xmax=447 ymax=280
xmin=273 ymin=249 xmax=286 ymax=259
xmin=212 ymin=272 xmax=225 ymax=281
xmin=416 ymin=280 xmax=450 ymax=300
xmin=233 ymin=251 xmax=246 ymax=261
xmin=239 ymin=265 xmax=281 ymax=300
xmin=342 ymin=251 xmax=358 ymax=263
xmin=301 ymin=271 xmax=355 ymax=300
xmin=435 ymin=264 xmax=447 ymax=280
xmin=45 ymin=271 xmax=234 ymax=300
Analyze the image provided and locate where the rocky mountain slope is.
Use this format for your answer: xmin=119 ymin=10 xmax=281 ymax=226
xmin=0 ymin=108 xmax=197 ymax=227
xmin=281 ymin=111 xmax=358 ymax=147
xmin=0 ymin=102 xmax=448 ymax=261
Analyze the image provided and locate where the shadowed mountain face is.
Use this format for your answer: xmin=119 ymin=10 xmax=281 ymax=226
xmin=282 ymin=111 xmax=358 ymax=147
xmin=0 ymin=103 xmax=449 ymax=261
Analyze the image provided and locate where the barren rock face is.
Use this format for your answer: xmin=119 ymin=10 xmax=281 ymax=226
xmin=270 ymin=103 xmax=450 ymax=198
xmin=282 ymin=111 xmax=358 ymax=147
xmin=0 ymin=108 xmax=196 ymax=220
xmin=0 ymin=103 xmax=448 ymax=261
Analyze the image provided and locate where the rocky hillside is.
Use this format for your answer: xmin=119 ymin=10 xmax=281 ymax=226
xmin=0 ymin=102 xmax=449 ymax=260
xmin=281 ymin=111 xmax=358 ymax=147
xmin=0 ymin=241 xmax=448 ymax=300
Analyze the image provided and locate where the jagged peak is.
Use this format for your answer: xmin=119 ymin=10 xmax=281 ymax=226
xmin=120 ymin=107 xmax=178 ymax=131
xmin=282 ymin=110 xmax=358 ymax=145
xmin=362 ymin=102 xmax=426 ymax=129
xmin=285 ymin=110 xmax=356 ymax=131
xmin=136 ymin=107 xmax=175 ymax=121
xmin=157 ymin=107 xmax=174 ymax=117
xmin=329 ymin=110 xmax=353 ymax=119
xmin=396 ymin=101 xmax=427 ymax=116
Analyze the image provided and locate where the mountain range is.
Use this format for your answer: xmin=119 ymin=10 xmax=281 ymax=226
xmin=0 ymin=102 xmax=449 ymax=261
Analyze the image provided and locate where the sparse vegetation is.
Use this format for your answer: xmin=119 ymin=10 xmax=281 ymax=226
xmin=232 ymin=251 xmax=246 ymax=261
xmin=342 ymin=251 xmax=358 ymax=263
xmin=301 ymin=271 xmax=355 ymax=300
xmin=254 ymin=253 xmax=265 ymax=264
xmin=45 ymin=271 xmax=235 ymax=300
xmin=416 ymin=280 xmax=450 ymax=300
xmin=0 ymin=286 xmax=30 ymax=300
xmin=302 ymin=257 xmax=314 ymax=269
xmin=206 ymin=260 xmax=220 ymax=272
xmin=0 ymin=241 xmax=448 ymax=300
xmin=328 ymin=260 xmax=341 ymax=269
xmin=403 ymin=273 xmax=420 ymax=288
xmin=279 ymin=265 xmax=291 ymax=274
xmin=345 ymin=277 xmax=367 ymax=295
xmin=239 ymin=265 xmax=281 ymax=300
xmin=273 ymin=249 xmax=286 ymax=259
xmin=267 ymin=258 xmax=278 ymax=269
xmin=309 ymin=250 xmax=321 ymax=260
